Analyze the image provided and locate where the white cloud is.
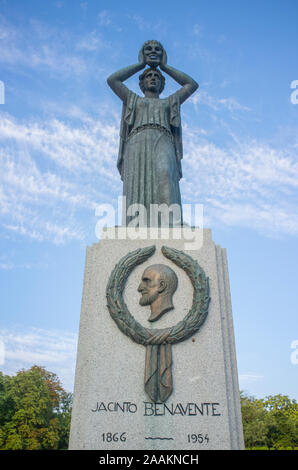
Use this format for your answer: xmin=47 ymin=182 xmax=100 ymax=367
xmin=181 ymin=127 xmax=298 ymax=236
xmin=0 ymin=109 xmax=120 ymax=244
xmin=0 ymin=261 xmax=49 ymax=270
xmin=191 ymin=90 xmax=251 ymax=113
xmin=0 ymin=96 xmax=297 ymax=244
xmin=192 ymin=24 xmax=204 ymax=37
xmin=0 ymin=103 xmax=298 ymax=242
xmin=128 ymin=14 xmax=167 ymax=34
xmin=0 ymin=112 xmax=119 ymax=175
xmin=0 ymin=262 xmax=14 ymax=270
xmin=98 ymin=10 xmax=112 ymax=26
xmin=0 ymin=327 xmax=77 ymax=391
xmin=76 ymin=30 xmax=108 ymax=52
xmin=239 ymin=374 xmax=264 ymax=384
xmin=0 ymin=16 xmax=103 ymax=77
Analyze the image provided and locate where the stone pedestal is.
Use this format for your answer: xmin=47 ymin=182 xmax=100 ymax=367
xmin=69 ymin=228 xmax=244 ymax=450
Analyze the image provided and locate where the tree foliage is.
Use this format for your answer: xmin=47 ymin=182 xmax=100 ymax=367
xmin=241 ymin=392 xmax=298 ymax=450
xmin=0 ymin=366 xmax=72 ymax=450
xmin=0 ymin=366 xmax=297 ymax=450
xmin=240 ymin=392 xmax=268 ymax=448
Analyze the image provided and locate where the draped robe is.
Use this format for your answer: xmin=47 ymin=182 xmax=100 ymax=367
xmin=117 ymin=90 xmax=183 ymax=226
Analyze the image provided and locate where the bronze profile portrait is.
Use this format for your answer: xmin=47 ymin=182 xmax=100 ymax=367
xmin=106 ymin=245 xmax=210 ymax=402
xmin=138 ymin=264 xmax=178 ymax=322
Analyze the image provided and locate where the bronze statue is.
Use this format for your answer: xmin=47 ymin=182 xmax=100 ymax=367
xmin=107 ymin=40 xmax=198 ymax=226
xmin=138 ymin=264 xmax=178 ymax=322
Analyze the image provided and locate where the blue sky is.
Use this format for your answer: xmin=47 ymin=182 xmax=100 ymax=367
xmin=0 ymin=0 xmax=297 ymax=398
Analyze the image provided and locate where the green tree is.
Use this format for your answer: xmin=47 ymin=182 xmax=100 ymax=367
xmin=240 ymin=392 xmax=298 ymax=450
xmin=262 ymin=395 xmax=298 ymax=450
xmin=57 ymin=388 xmax=73 ymax=449
xmin=240 ymin=392 xmax=268 ymax=448
xmin=0 ymin=366 xmax=72 ymax=450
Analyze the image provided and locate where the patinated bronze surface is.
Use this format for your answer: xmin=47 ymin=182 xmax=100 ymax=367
xmin=138 ymin=264 xmax=178 ymax=322
xmin=106 ymin=246 xmax=210 ymax=403
xmin=107 ymin=40 xmax=198 ymax=226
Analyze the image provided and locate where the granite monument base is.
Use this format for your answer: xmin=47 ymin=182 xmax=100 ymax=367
xmin=69 ymin=228 xmax=244 ymax=450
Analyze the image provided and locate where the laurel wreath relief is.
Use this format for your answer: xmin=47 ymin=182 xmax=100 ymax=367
xmin=106 ymin=245 xmax=210 ymax=402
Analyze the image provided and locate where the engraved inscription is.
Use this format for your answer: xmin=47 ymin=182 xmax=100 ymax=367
xmin=143 ymin=402 xmax=221 ymax=416
xmin=187 ymin=433 xmax=209 ymax=444
xmin=91 ymin=400 xmax=221 ymax=417
xmin=91 ymin=401 xmax=137 ymax=413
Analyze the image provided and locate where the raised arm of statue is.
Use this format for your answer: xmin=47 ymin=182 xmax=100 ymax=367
xmin=106 ymin=40 xmax=199 ymax=227
xmin=159 ymin=51 xmax=199 ymax=104
xmin=107 ymin=60 xmax=145 ymax=104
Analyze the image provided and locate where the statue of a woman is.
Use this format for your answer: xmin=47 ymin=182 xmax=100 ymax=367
xmin=107 ymin=40 xmax=198 ymax=226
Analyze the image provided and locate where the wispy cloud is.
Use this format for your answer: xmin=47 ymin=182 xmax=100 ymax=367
xmin=128 ymin=14 xmax=168 ymax=35
xmin=181 ymin=126 xmax=298 ymax=236
xmin=0 ymin=16 xmax=104 ymax=77
xmin=191 ymin=90 xmax=251 ymax=113
xmin=239 ymin=373 xmax=264 ymax=384
xmin=0 ymin=262 xmax=14 ymax=270
xmin=0 ymin=108 xmax=120 ymax=244
xmin=76 ymin=30 xmax=109 ymax=52
xmin=0 ymin=7 xmax=297 ymax=246
xmin=0 ymin=112 xmax=118 ymax=174
xmin=98 ymin=10 xmax=112 ymax=26
xmin=0 ymin=261 xmax=49 ymax=270
xmin=192 ymin=24 xmax=204 ymax=37
xmin=0 ymin=100 xmax=297 ymax=243
xmin=0 ymin=327 xmax=77 ymax=391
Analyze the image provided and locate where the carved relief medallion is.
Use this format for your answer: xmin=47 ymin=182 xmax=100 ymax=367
xmin=106 ymin=246 xmax=210 ymax=403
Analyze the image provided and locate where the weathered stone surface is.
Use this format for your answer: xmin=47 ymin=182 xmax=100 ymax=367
xmin=69 ymin=228 xmax=244 ymax=450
